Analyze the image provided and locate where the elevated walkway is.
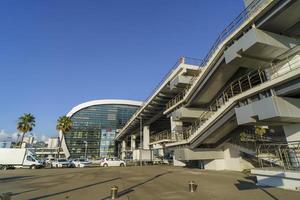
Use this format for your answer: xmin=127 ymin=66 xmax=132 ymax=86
xmin=164 ymin=47 xmax=300 ymax=149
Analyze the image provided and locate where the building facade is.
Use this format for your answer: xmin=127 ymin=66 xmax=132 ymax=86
xmin=61 ymin=99 xmax=142 ymax=159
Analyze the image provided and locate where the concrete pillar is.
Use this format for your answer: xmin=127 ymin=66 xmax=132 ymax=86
xmin=170 ymin=116 xmax=183 ymax=140
xmin=143 ymin=126 xmax=150 ymax=150
xmin=170 ymin=116 xmax=183 ymax=132
xmin=173 ymin=156 xmax=186 ymax=167
xmin=223 ymin=145 xmax=242 ymax=171
xmin=202 ymin=145 xmax=254 ymax=171
xmin=121 ymin=140 xmax=126 ymax=159
xmin=131 ymin=135 xmax=136 ymax=150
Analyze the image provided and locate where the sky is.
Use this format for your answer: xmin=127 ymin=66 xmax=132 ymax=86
xmin=0 ymin=0 xmax=244 ymax=141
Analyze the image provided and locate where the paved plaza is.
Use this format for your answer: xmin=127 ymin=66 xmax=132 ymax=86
xmin=0 ymin=166 xmax=299 ymax=200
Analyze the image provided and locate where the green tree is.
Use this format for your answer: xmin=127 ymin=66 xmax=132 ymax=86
xmin=17 ymin=113 xmax=35 ymax=148
xmin=255 ymin=126 xmax=267 ymax=138
xmin=56 ymin=116 xmax=73 ymax=158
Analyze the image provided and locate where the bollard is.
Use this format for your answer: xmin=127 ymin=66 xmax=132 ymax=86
xmin=110 ymin=185 xmax=118 ymax=199
xmin=0 ymin=193 xmax=12 ymax=200
xmin=188 ymin=181 xmax=197 ymax=192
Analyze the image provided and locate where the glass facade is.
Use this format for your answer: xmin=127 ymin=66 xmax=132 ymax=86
xmin=65 ymin=104 xmax=139 ymax=159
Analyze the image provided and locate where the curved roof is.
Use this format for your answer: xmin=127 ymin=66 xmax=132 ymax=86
xmin=67 ymin=99 xmax=143 ymax=117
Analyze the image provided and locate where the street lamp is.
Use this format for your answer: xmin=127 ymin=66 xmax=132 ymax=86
xmin=139 ymin=117 xmax=143 ymax=166
xmin=83 ymin=141 xmax=88 ymax=159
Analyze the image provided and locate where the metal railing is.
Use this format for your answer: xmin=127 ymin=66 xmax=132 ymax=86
xmin=165 ymin=74 xmax=199 ymax=110
xmin=150 ymin=130 xmax=174 ymax=143
xmin=200 ymin=0 xmax=273 ymax=67
xmin=164 ymin=0 xmax=274 ymax=112
xmin=172 ymin=46 xmax=300 ymax=143
xmin=142 ymin=56 xmax=202 ymax=105
xmin=117 ymin=57 xmax=202 ymax=138
xmin=257 ymin=141 xmax=300 ymax=170
xmin=179 ymin=68 xmax=267 ymax=140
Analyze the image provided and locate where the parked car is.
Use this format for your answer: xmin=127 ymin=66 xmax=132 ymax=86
xmin=45 ymin=157 xmax=56 ymax=167
xmin=100 ymin=157 xmax=126 ymax=167
xmin=72 ymin=158 xmax=91 ymax=168
xmin=91 ymin=158 xmax=103 ymax=165
xmin=51 ymin=159 xmax=73 ymax=168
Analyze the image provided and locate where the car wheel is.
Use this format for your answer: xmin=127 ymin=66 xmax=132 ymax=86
xmin=103 ymin=163 xmax=108 ymax=167
xmin=56 ymin=164 xmax=58 ymax=168
xmin=120 ymin=163 xmax=125 ymax=167
xmin=30 ymin=165 xmax=36 ymax=169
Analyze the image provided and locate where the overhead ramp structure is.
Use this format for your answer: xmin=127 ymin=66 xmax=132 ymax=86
xmin=115 ymin=0 xmax=300 ymax=176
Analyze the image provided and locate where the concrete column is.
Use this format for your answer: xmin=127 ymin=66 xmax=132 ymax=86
xmin=170 ymin=116 xmax=183 ymax=140
xmin=173 ymin=157 xmax=186 ymax=167
xmin=121 ymin=140 xmax=126 ymax=159
xmin=223 ymin=145 xmax=242 ymax=171
xmin=170 ymin=116 xmax=183 ymax=132
xmin=202 ymin=145 xmax=254 ymax=171
xmin=143 ymin=126 xmax=150 ymax=150
xmin=131 ymin=135 xmax=136 ymax=150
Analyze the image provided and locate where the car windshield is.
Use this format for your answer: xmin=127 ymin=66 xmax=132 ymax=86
xmin=32 ymin=155 xmax=39 ymax=160
xmin=58 ymin=159 xmax=67 ymax=162
xmin=79 ymin=159 xmax=86 ymax=162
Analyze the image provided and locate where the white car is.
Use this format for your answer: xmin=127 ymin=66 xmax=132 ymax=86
xmin=100 ymin=158 xmax=126 ymax=167
xmin=51 ymin=159 xmax=72 ymax=168
xmin=72 ymin=158 xmax=91 ymax=168
xmin=91 ymin=158 xmax=102 ymax=165
xmin=45 ymin=157 xmax=55 ymax=166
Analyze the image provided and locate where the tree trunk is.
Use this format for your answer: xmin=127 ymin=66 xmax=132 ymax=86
xmin=20 ymin=132 xmax=25 ymax=148
xmin=57 ymin=133 xmax=63 ymax=158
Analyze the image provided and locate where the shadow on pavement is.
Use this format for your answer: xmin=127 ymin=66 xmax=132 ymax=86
xmin=244 ymin=175 xmax=257 ymax=183
xmin=101 ymin=171 xmax=172 ymax=200
xmin=28 ymin=177 xmax=121 ymax=200
xmin=0 ymin=170 xmax=95 ymax=183
xmin=11 ymin=189 xmax=39 ymax=196
xmin=235 ymin=179 xmax=279 ymax=200
xmin=0 ymin=176 xmax=34 ymax=183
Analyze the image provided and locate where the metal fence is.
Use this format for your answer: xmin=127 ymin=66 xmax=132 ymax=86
xmin=200 ymin=0 xmax=273 ymax=67
xmin=150 ymin=130 xmax=173 ymax=143
xmin=174 ymin=46 xmax=300 ymax=142
xmin=257 ymin=141 xmax=300 ymax=170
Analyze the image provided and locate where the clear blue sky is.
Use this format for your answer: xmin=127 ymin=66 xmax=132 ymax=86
xmin=0 ymin=0 xmax=244 ymax=139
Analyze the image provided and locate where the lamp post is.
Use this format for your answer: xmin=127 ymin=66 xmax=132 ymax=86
xmin=83 ymin=141 xmax=88 ymax=159
xmin=139 ymin=117 xmax=143 ymax=166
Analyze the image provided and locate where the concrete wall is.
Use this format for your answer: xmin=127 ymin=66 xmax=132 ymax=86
xmin=252 ymin=169 xmax=300 ymax=191
xmin=235 ymin=96 xmax=300 ymax=125
xmin=224 ymin=27 xmax=298 ymax=68
xmin=174 ymin=145 xmax=254 ymax=171
xmin=170 ymin=75 xmax=193 ymax=90
xmin=171 ymin=107 xmax=204 ymax=121
xmin=174 ymin=148 xmax=224 ymax=161
xmin=204 ymin=159 xmax=225 ymax=170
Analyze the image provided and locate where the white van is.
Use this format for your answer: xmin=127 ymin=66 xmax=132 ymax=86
xmin=0 ymin=148 xmax=43 ymax=170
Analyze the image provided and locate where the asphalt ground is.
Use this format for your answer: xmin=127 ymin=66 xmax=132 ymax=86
xmin=0 ymin=166 xmax=299 ymax=200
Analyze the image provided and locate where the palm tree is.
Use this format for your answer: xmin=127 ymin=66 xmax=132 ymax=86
xmin=56 ymin=116 xmax=72 ymax=158
xmin=17 ymin=113 xmax=36 ymax=148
